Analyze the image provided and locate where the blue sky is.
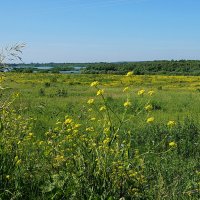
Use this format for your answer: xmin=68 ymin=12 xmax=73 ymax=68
xmin=0 ymin=0 xmax=200 ymax=63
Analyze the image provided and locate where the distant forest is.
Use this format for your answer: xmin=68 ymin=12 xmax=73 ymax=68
xmin=6 ymin=60 xmax=200 ymax=75
xmin=82 ymin=60 xmax=200 ymax=75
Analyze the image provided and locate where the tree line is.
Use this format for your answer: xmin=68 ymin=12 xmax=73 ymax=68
xmin=82 ymin=60 xmax=200 ymax=75
xmin=5 ymin=60 xmax=200 ymax=75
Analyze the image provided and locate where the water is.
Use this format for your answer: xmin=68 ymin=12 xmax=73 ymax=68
xmin=35 ymin=66 xmax=53 ymax=70
xmin=14 ymin=66 xmax=53 ymax=70
xmin=11 ymin=65 xmax=85 ymax=74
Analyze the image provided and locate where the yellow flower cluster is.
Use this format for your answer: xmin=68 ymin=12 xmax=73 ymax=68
xmin=138 ymin=89 xmax=145 ymax=96
xmin=90 ymin=117 xmax=96 ymax=121
xmin=148 ymin=90 xmax=155 ymax=96
xmin=123 ymin=87 xmax=129 ymax=92
xmin=124 ymin=100 xmax=132 ymax=107
xmin=103 ymin=127 xmax=110 ymax=134
xmin=64 ymin=118 xmax=73 ymax=124
xmin=86 ymin=127 xmax=94 ymax=132
xmin=99 ymin=106 xmax=106 ymax=111
xmin=16 ymin=159 xmax=22 ymax=165
xmin=145 ymin=104 xmax=153 ymax=111
xmin=90 ymin=81 xmax=99 ymax=87
xmin=147 ymin=117 xmax=154 ymax=123
xmin=87 ymin=98 xmax=94 ymax=104
xmin=96 ymin=89 xmax=104 ymax=96
xmin=169 ymin=141 xmax=177 ymax=148
xmin=167 ymin=120 xmax=176 ymax=127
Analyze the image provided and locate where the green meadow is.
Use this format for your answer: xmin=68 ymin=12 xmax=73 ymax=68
xmin=0 ymin=72 xmax=200 ymax=199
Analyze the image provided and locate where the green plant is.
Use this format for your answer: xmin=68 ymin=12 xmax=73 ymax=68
xmin=0 ymin=71 xmax=199 ymax=199
xmin=0 ymin=43 xmax=25 ymax=67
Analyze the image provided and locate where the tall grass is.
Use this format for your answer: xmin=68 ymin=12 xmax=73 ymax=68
xmin=0 ymin=72 xmax=199 ymax=199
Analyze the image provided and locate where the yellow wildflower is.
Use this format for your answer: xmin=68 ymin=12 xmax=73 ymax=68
xmin=129 ymin=171 xmax=138 ymax=177
xmin=148 ymin=90 xmax=155 ymax=96
xmin=74 ymin=124 xmax=81 ymax=128
xmin=167 ymin=120 xmax=176 ymax=127
xmin=126 ymin=71 xmax=134 ymax=76
xmin=138 ymin=89 xmax=145 ymax=96
xmin=90 ymin=117 xmax=96 ymax=121
xmin=90 ymin=81 xmax=99 ymax=87
xmin=103 ymin=127 xmax=110 ymax=133
xmin=147 ymin=117 xmax=154 ymax=123
xmin=73 ymin=129 xmax=78 ymax=134
xmin=169 ymin=141 xmax=177 ymax=148
xmin=86 ymin=127 xmax=94 ymax=132
xmin=99 ymin=106 xmax=106 ymax=111
xmin=16 ymin=159 xmax=22 ymax=165
xmin=97 ymin=89 xmax=104 ymax=96
xmin=124 ymin=100 xmax=132 ymax=107
xmin=123 ymin=87 xmax=129 ymax=92
xmin=118 ymin=166 xmax=123 ymax=170
xmin=103 ymin=137 xmax=110 ymax=145
xmin=87 ymin=98 xmax=94 ymax=104
xmin=145 ymin=104 xmax=153 ymax=111
xmin=29 ymin=133 xmax=33 ymax=137
xmin=54 ymin=127 xmax=59 ymax=131
xmin=47 ymin=140 xmax=52 ymax=145
xmin=64 ymin=118 xmax=72 ymax=124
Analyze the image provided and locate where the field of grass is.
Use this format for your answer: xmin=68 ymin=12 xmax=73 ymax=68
xmin=0 ymin=72 xmax=200 ymax=199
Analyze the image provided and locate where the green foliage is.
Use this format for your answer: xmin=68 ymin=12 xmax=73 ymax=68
xmin=82 ymin=60 xmax=200 ymax=76
xmin=38 ymin=88 xmax=46 ymax=96
xmin=0 ymin=73 xmax=199 ymax=199
xmin=6 ymin=60 xmax=200 ymax=75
